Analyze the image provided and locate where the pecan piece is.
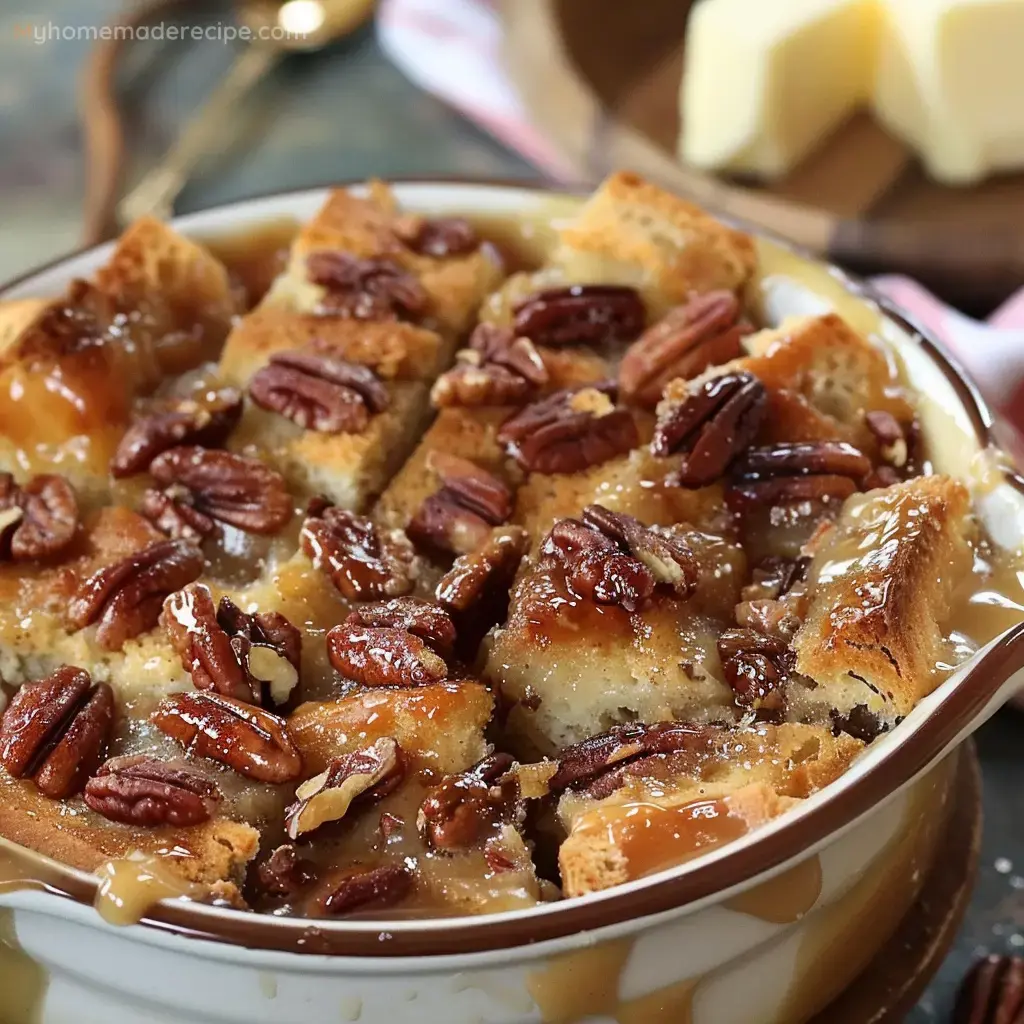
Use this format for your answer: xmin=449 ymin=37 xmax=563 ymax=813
xmin=735 ymin=556 xmax=810 ymax=640
xmin=164 ymin=584 xmax=301 ymax=707
xmin=431 ymin=324 xmax=547 ymax=409
xmin=498 ymin=383 xmax=639 ymax=474
xmin=717 ymin=628 xmax=793 ymax=712
xmin=249 ymin=349 xmax=389 ymax=434
xmin=418 ymin=753 xmax=518 ymax=851
xmin=346 ymin=597 xmax=456 ymax=656
xmin=581 ymin=505 xmax=700 ymax=599
xmin=954 ymin=954 xmax=1024 ymax=1024
xmin=0 ymin=473 xmax=78 ymax=562
xmin=395 ymin=215 xmax=480 ymax=258
xmin=652 ymin=371 xmax=767 ymax=487
xmin=512 ymin=285 xmax=645 ymax=347
xmin=542 ymin=516 xmax=654 ymax=613
xmin=257 ymin=844 xmax=318 ymax=897
xmin=619 ymin=291 xmax=750 ymax=407
xmin=67 ymin=539 xmax=204 ymax=652
xmin=139 ymin=486 xmax=216 ymax=541
xmin=83 ymin=755 xmax=221 ymax=827
xmin=149 ymin=447 xmax=292 ymax=535
xmin=110 ymin=389 xmax=243 ymax=478
xmin=726 ymin=441 xmax=871 ymax=510
xmin=435 ymin=526 xmax=529 ymax=613
xmin=549 ymin=721 xmax=713 ymax=794
xmin=300 ymin=504 xmax=416 ymax=599
xmin=307 ymin=251 xmax=427 ymax=322
xmin=312 ymin=864 xmax=413 ymax=917
xmin=326 ymin=624 xmax=447 ymax=687
xmin=0 ymin=667 xmax=113 ymax=799
xmin=151 ymin=690 xmax=303 ymax=783
xmin=408 ymin=452 xmax=512 ymax=557
xmin=285 ymin=737 xmax=404 ymax=839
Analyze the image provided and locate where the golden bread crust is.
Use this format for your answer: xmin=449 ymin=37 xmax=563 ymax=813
xmin=0 ymin=776 xmax=258 ymax=886
xmin=555 ymin=171 xmax=757 ymax=311
xmin=289 ymin=682 xmax=493 ymax=775
xmin=219 ymin=306 xmax=446 ymax=386
xmin=292 ymin=182 xmax=504 ymax=334
xmin=792 ymin=475 xmax=973 ymax=720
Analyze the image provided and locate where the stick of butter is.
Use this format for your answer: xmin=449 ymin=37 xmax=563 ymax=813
xmin=680 ymin=0 xmax=880 ymax=178
xmin=680 ymin=0 xmax=1024 ymax=186
xmin=874 ymin=0 xmax=1024 ymax=185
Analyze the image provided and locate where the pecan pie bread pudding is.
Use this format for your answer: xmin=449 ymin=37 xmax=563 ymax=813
xmin=0 ymin=171 xmax=1007 ymax=919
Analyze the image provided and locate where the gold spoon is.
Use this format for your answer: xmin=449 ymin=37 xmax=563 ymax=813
xmin=117 ymin=0 xmax=376 ymax=226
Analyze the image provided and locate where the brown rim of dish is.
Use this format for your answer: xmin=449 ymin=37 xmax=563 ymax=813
xmin=0 ymin=179 xmax=1022 ymax=959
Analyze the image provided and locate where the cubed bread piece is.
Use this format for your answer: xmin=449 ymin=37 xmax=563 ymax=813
xmin=0 ymin=774 xmax=258 ymax=889
xmin=0 ymin=507 xmax=192 ymax=705
xmin=556 ymin=721 xmax=861 ymax=896
xmin=552 ymin=172 xmax=756 ymax=314
xmin=288 ymin=682 xmax=493 ymax=775
xmin=219 ymin=307 xmax=447 ymax=387
xmin=284 ymin=181 xmax=505 ymax=337
xmin=374 ymin=407 xmax=511 ymax=531
xmin=791 ymin=475 xmax=973 ymax=724
xmin=0 ymin=219 xmax=238 ymax=491
xmin=561 ymin=781 xmax=790 ymax=897
xmin=487 ymin=527 xmax=747 ymax=758
xmin=230 ymin=380 xmax=431 ymax=511
xmin=514 ymin=448 xmax=734 ymax=552
xmin=741 ymin=314 xmax=914 ymax=452
xmin=283 ymin=682 xmax=541 ymax=917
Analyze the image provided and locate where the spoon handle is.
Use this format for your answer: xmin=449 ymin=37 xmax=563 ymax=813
xmin=117 ymin=42 xmax=282 ymax=225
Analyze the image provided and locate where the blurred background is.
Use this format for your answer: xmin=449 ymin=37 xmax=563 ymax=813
xmin=1 ymin=1 xmax=1023 ymax=1020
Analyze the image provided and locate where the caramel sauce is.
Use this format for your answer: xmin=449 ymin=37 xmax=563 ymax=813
xmin=775 ymin=751 xmax=955 ymax=1022
xmin=527 ymin=938 xmax=699 ymax=1024
xmin=723 ymin=855 xmax=823 ymax=924
xmin=572 ymin=797 xmax=749 ymax=882
xmin=0 ymin=846 xmax=48 ymax=1024
xmin=199 ymin=217 xmax=299 ymax=310
xmin=526 ymin=939 xmax=634 ymax=1024
xmin=93 ymin=852 xmax=203 ymax=927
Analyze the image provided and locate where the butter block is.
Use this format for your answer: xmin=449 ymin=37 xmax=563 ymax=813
xmin=874 ymin=0 xmax=1024 ymax=185
xmin=680 ymin=0 xmax=879 ymax=178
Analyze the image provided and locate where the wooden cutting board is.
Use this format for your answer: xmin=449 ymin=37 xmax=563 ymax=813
xmin=501 ymin=0 xmax=1024 ymax=313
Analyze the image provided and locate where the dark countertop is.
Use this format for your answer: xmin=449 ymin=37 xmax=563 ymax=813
xmin=0 ymin=10 xmax=1021 ymax=1021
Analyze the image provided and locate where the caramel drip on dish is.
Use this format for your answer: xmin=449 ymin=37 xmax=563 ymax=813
xmin=0 ymin=846 xmax=48 ymax=1024
xmin=776 ymin=751 xmax=956 ymax=1022
xmin=527 ymin=939 xmax=700 ymax=1024
xmin=615 ymin=977 xmax=699 ymax=1024
xmin=93 ymin=853 xmax=202 ymax=927
xmin=724 ymin=855 xmax=823 ymax=924
xmin=526 ymin=939 xmax=633 ymax=1024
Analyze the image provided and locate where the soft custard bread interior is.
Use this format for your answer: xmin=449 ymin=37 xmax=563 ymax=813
xmin=0 ymin=218 xmax=239 ymax=492
xmin=491 ymin=526 xmax=747 ymax=758
xmin=0 ymin=507 xmax=192 ymax=698
xmin=790 ymin=475 xmax=974 ymax=723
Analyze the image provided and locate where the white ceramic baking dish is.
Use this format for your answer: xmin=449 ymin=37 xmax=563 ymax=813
xmin=0 ymin=182 xmax=1022 ymax=1024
